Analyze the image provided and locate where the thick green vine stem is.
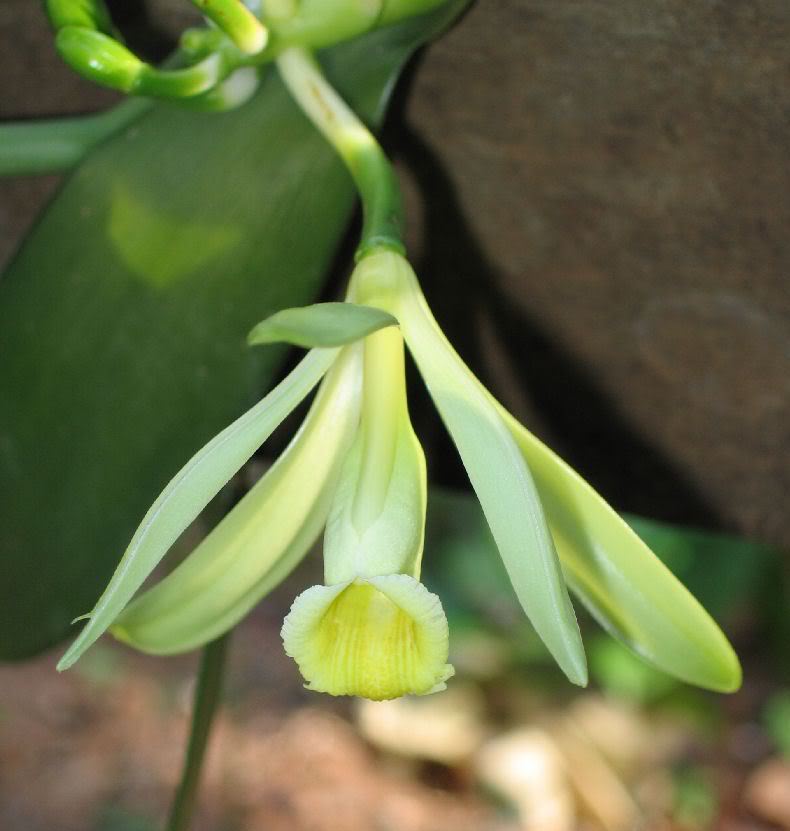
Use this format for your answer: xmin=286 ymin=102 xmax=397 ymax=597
xmin=166 ymin=633 xmax=230 ymax=831
xmin=276 ymin=47 xmax=405 ymax=260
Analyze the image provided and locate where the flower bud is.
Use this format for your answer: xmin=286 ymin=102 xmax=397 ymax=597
xmin=46 ymin=0 xmax=114 ymax=34
xmin=55 ymin=27 xmax=143 ymax=93
xmin=191 ymin=0 xmax=268 ymax=55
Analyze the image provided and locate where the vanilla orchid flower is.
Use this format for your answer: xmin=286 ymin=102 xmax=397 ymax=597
xmin=57 ymin=247 xmax=740 ymax=697
xmin=56 ymin=45 xmax=740 ymax=699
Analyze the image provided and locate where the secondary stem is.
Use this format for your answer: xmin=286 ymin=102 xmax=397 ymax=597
xmin=276 ymin=46 xmax=405 ymax=260
xmin=0 ymin=97 xmax=152 ymax=176
xmin=166 ymin=632 xmax=231 ymax=831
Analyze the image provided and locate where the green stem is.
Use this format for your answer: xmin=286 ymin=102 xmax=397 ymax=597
xmin=166 ymin=633 xmax=230 ymax=831
xmin=276 ymin=46 xmax=405 ymax=260
xmin=0 ymin=97 xmax=152 ymax=176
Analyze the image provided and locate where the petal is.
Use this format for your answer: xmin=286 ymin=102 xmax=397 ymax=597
xmin=323 ymin=417 xmax=426 ymax=583
xmin=111 ymin=346 xmax=363 ymax=654
xmin=358 ymin=252 xmax=587 ymax=686
xmin=282 ymin=574 xmax=453 ymax=700
xmin=323 ymin=325 xmax=427 ymax=583
xmin=248 ymin=302 xmax=398 ymax=348
xmin=57 ymin=347 xmax=337 ymax=670
xmin=496 ymin=410 xmax=742 ymax=693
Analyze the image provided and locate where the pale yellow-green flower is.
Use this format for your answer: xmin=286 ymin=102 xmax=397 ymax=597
xmin=57 ymin=35 xmax=740 ymax=700
xmin=58 ymin=249 xmax=740 ymax=698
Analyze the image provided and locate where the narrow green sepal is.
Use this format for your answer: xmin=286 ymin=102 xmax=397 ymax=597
xmin=56 ymin=348 xmax=337 ymax=671
xmin=499 ymin=410 xmax=743 ymax=693
xmin=111 ymin=347 xmax=362 ymax=654
xmin=360 ymin=251 xmax=588 ymax=687
xmin=248 ymin=302 xmax=398 ymax=348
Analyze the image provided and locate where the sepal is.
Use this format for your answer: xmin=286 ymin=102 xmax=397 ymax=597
xmin=111 ymin=347 xmax=362 ymax=654
xmin=248 ymin=302 xmax=398 ymax=348
xmin=498 ymin=410 xmax=742 ymax=693
xmin=57 ymin=348 xmax=337 ymax=670
xmin=354 ymin=251 xmax=588 ymax=686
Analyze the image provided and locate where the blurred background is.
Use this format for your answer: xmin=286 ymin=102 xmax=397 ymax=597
xmin=1 ymin=1 xmax=788 ymax=829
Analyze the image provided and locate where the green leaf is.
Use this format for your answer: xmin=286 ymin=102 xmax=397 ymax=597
xmin=0 ymin=1 xmax=470 ymax=661
xmin=57 ymin=349 xmax=335 ymax=670
xmin=380 ymin=254 xmax=587 ymax=686
xmin=248 ymin=302 xmax=397 ymax=348
xmin=112 ymin=347 xmax=361 ymax=655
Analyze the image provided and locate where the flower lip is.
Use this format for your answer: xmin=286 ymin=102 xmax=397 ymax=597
xmin=281 ymin=574 xmax=454 ymax=701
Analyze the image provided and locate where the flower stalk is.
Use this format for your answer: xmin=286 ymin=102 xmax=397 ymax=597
xmin=166 ymin=633 xmax=230 ymax=831
xmin=276 ymin=46 xmax=405 ymax=259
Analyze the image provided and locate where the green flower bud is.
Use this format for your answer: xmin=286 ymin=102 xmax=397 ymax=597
xmin=190 ymin=0 xmax=268 ymax=55
xmin=46 ymin=0 xmax=114 ymax=34
xmin=55 ymin=27 xmax=143 ymax=93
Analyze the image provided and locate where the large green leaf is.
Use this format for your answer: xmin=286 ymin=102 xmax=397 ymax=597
xmin=0 ymin=1 xmax=469 ymax=661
